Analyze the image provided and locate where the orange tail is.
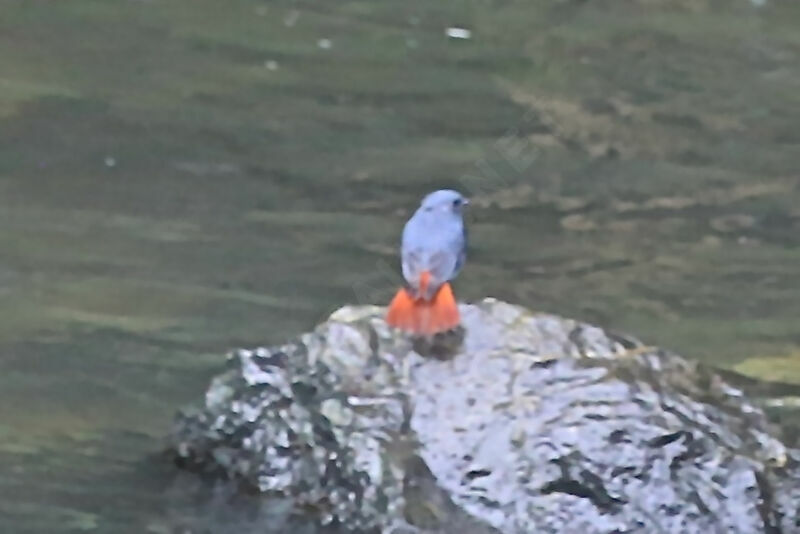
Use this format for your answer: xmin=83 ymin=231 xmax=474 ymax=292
xmin=386 ymin=281 xmax=460 ymax=336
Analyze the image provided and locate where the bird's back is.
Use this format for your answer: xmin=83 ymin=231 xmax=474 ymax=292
xmin=401 ymin=208 xmax=466 ymax=287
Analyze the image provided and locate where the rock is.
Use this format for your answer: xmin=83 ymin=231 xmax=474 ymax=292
xmin=169 ymin=298 xmax=800 ymax=533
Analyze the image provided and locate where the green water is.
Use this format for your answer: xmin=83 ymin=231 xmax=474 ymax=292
xmin=1 ymin=0 xmax=800 ymax=531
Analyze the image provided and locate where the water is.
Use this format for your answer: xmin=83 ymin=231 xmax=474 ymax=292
xmin=1 ymin=0 xmax=799 ymax=531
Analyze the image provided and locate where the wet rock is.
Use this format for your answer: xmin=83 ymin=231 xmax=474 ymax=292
xmin=170 ymin=298 xmax=800 ymax=533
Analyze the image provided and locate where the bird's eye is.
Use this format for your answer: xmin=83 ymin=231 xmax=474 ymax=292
xmin=452 ymin=198 xmax=462 ymax=207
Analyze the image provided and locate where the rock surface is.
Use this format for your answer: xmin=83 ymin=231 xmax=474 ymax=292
xmin=170 ymin=298 xmax=800 ymax=533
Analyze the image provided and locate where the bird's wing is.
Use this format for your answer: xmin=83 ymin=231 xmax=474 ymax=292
xmin=402 ymin=248 xmax=458 ymax=299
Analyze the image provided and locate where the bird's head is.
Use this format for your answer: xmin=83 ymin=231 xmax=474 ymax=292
xmin=420 ymin=189 xmax=469 ymax=216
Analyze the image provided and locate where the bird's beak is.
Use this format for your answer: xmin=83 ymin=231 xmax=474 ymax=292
xmin=462 ymin=198 xmax=470 ymax=207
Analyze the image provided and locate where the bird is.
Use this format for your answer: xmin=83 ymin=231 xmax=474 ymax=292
xmin=386 ymin=189 xmax=469 ymax=336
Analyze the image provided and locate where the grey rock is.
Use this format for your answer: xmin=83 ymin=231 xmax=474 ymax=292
xmin=170 ymin=298 xmax=800 ymax=533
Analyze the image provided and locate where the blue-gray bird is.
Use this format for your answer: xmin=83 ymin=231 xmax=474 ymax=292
xmin=386 ymin=189 xmax=468 ymax=335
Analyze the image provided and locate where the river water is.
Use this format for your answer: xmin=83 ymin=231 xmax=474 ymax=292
xmin=1 ymin=0 xmax=800 ymax=532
